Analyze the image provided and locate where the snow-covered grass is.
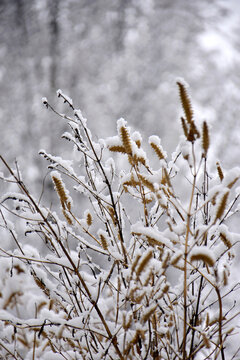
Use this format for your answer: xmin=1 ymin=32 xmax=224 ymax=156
xmin=0 ymin=82 xmax=240 ymax=359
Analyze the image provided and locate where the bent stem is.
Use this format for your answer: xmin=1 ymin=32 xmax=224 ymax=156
xmin=215 ymin=286 xmax=225 ymax=360
xmin=183 ymin=143 xmax=197 ymax=359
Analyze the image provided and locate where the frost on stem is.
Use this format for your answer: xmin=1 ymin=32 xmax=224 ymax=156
xmin=56 ymin=89 xmax=73 ymax=107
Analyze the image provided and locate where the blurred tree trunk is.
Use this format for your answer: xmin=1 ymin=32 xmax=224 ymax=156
xmin=49 ymin=0 xmax=60 ymax=90
xmin=114 ymin=0 xmax=128 ymax=52
xmin=15 ymin=0 xmax=28 ymax=47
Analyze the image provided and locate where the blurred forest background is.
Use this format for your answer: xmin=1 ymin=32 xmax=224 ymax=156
xmin=1 ymin=0 xmax=240 ymax=196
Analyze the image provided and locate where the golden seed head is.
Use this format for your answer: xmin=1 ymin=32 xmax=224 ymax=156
xmin=150 ymin=142 xmax=166 ymax=160
xmin=51 ymin=172 xmax=72 ymax=211
xmin=219 ymin=232 xmax=232 ymax=249
xmin=138 ymin=174 xmax=155 ymax=192
xmin=177 ymin=81 xmax=193 ymax=124
xmin=136 ymin=250 xmax=153 ymax=277
xmin=190 ymin=249 xmax=215 ymax=267
xmin=135 ymin=139 xmax=141 ymax=148
xmin=216 ymin=162 xmax=224 ymax=181
xmin=215 ymin=191 xmax=229 ymax=221
xmin=171 ymin=252 xmax=182 ymax=266
xmin=142 ymin=305 xmax=157 ymax=323
xmin=86 ymin=211 xmax=92 ymax=226
xmin=162 ymin=283 xmax=169 ymax=294
xmin=131 ymin=253 xmax=141 ymax=273
xmin=227 ymin=176 xmax=239 ymax=189
xmin=99 ymin=233 xmax=108 ymax=250
xmin=108 ymin=145 xmax=127 ymax=154
xmin=202 ymin=121 xmax=210 ymax=157
xmin=120 ymin=126 xmax=132 ymax=155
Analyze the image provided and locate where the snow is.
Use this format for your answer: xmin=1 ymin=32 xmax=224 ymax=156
xmin=41 ymin=352 xmax=63 ymax=360
xmin=149 ymin=135 xmax=161 ymax=147
xmin=132 ymin=141 xmax=148 ymax=165
xmin=179 ymin=140 xmax=192 ymax=165
xmin=105 ymin=135 xmax=122 ymax=148
xmin=110 ymin=252 xmax=123 ymax=261
xmin=39 ymin=150 xmax=76 ymax=175
xmin=61 ymin=131 xmax=76 ymax=143
xmin=68 ymin=228 xmax=108 ymax=255
xmin=131 ymin=223 xmax=173 ymax=249
xmin=0 ymin=192 xmax=30 ymax=205
xmin=74 ymin=109 xmax=88 ymax=127
xmin=117 ymin=117 xmax=128 ymax=132
xmin=176 ymin=77 xmax=190 ymax=89
xmin=51 ymin=170 xmax=73 ymax=207
xmin=56 ymin=89 xmax=73 ymax=106
xmin=46 ymin=253 xmax=78 ymax=268
xmin=190 ymin=246 xmax=216 ymax=267
xmin=132 ymin=131 xmax=142 ymax=145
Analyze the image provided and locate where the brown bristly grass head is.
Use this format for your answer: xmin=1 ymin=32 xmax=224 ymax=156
xmin=177 ymin=80 xmax=200 ymax=142
xmin=108 ymin=145 xmax=127 ymax=154
xmin=135 ymin=250 xmax=152 ymax=277
xmin=51 ymin=172 xmax=71 ymax=211
xmin=177 ymin=80 xmax=193 ymax=124
xmin=120 ymin=124 xmax=132 ymax=155
xmin=86 ymin=211 xmax=93 ymax=227
xmin=202 ymin=120 xmax=210 ymax=157
xmin=219 ymin=232 xmax=232 ymax=249
xmin=138 ymin=174 xmax=155 ymax=192
xmin=99 ymin=231 xmax=108 ymax=250
xmin=135 ymin=139 xmax=141 ymax=148
xmin=141 ymin=304 xmax=157 ymax=324
xmin=216 ymin=161 xmax=224 ymax=181
xmin=215 ymin=191 xmax=229 ymax=221
xmin=149 ymin=141 xmax=166 ymax=161
xmin=190 ymin=249 xmax=215 ymax=267
xmin=227 ymin=176 xmax=240 ymax=189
